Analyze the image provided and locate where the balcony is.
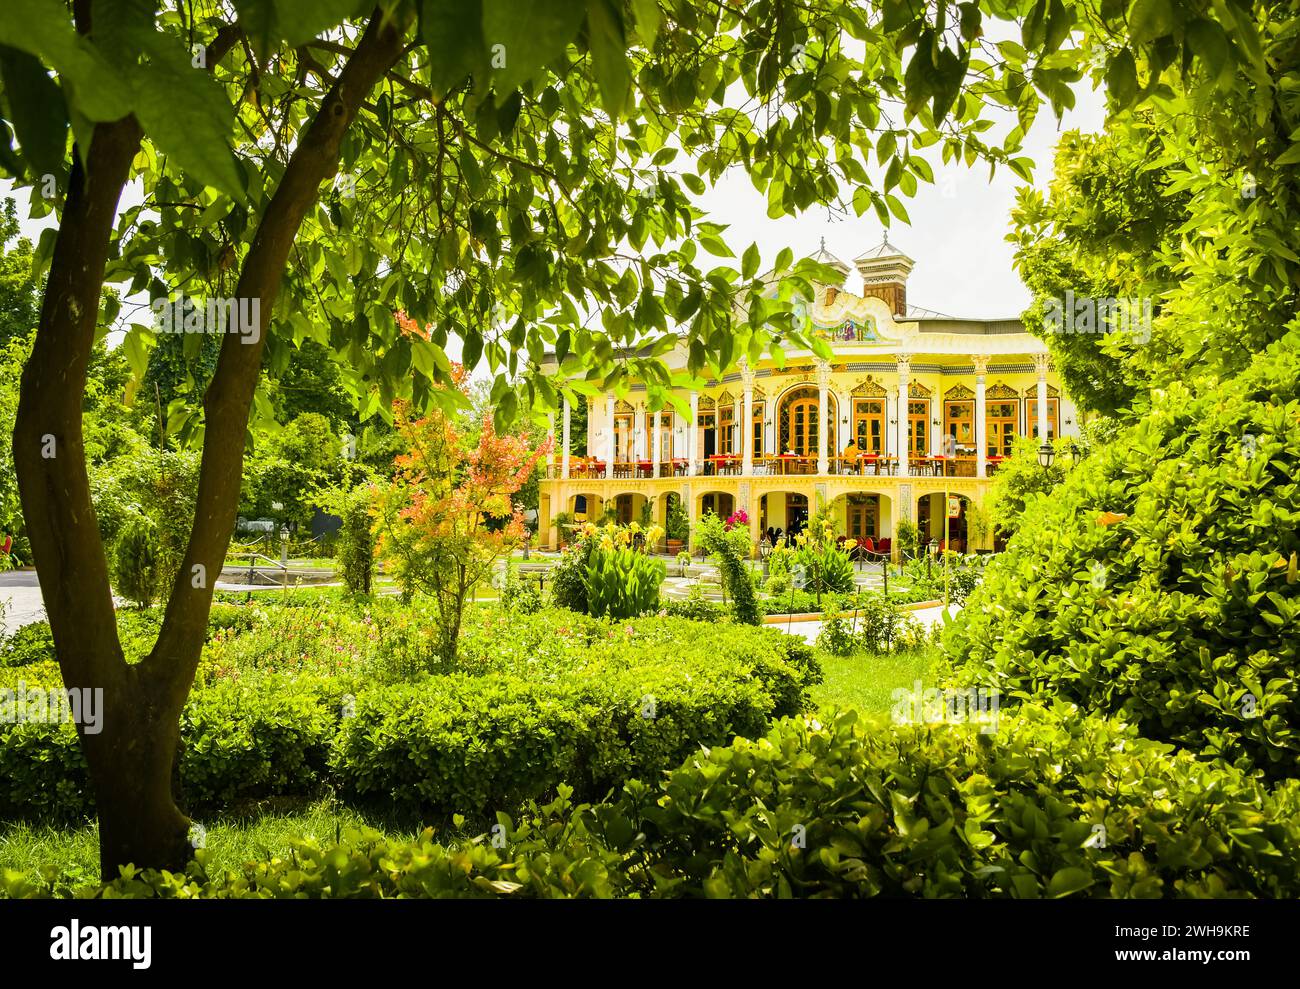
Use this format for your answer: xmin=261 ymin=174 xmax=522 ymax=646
xmin=545 ymin=454 xmax=1002 ymax=480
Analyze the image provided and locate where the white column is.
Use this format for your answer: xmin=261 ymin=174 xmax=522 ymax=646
xmin=741 ymin=363 xmax=755 ymax=476
xmin=634 ymin=401 xmax=646 ymax=461
xmin=651 ymin=409 xmax=662 ymax=478
xmin=562 ymin=397 xmax=571 ymax=479
xmin=605 ymin=397 xmax=615 ymax=470
xmin=1034 ymin=353 xmax=1050 ymax=441
xmin=546 ymin=411 xmax=556 ymax=477
xmin=688 ymin=391 xmax=699 ymax=476
xmin=929 ymin=384 xmax=943 ymax=456
xmin=973 ymin=356 xmax=987 ymax=478
xmin=816 ymin=358 xmax=831 ymax=474
xmin=886 ymin=392 xmax=896 ymax=458
xmin=733 ymin=395 xmax=742 ymax=460
xmin=896 ymin=355 xmax=911 ymax=477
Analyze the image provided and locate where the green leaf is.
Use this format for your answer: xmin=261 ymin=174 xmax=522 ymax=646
xmin=273 ymin=0 xmax=370 ymax=47
xmin=0 ymin=45 xmax=68 ymax=179
xmin=462 ymin=328 xmax=484 ymax=371
xmin=122 ymin=323 xmax=156 ymax=381
xmin=586 ymin=0 xmax=630 ymax=119
xmin=126 ymin=27 xmax=243 ymax=197
xmin=630 ymin=0 xmax=661 ymax=47
xmin=1047 ymin=866 xmax=1095 ymax=897
xmin=1127 ymin=0 xmax=1173 ymax=45
xmin=482 ymin=0 xmax=586 ymax=94
xmin=0 ymin=0 xmax=132 ymax=122
xmin=1105 ymin=49 xmax=1137 ymax=107
xmin=421 ymin=0 xmax=487 ymax=96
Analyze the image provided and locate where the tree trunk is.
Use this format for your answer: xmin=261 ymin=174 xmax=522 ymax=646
xmin=83 ymin=670 xmax=193 ymax=878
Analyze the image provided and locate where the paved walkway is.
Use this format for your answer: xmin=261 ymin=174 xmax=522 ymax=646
xmin=777 ymin=603 xmax=959 ymax=645
xmin=0 ymin=570 xmax=47 ymax=636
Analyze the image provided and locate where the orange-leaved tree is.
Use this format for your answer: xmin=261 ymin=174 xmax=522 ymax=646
xmin=373 ymin=382 xmax=551 ymax=666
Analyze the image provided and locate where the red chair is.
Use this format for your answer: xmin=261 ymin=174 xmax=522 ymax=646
xmin=877 ymin=538 xmax=892 ymax=555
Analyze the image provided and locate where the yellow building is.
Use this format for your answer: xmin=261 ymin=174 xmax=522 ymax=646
xmin=537 ymin=238 xmax=1076 ymax=559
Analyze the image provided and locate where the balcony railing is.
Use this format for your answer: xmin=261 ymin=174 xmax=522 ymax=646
xmin=545 ymin=453 xmax=1003 ymax=479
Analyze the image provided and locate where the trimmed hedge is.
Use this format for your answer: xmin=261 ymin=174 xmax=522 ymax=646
xmin=9 ymin=703 xmax=1298 ymax=899
xmin=945 ymin=346 xmax=1300 ymax=781
xmin=0 ymin=609 xmax=817 ymax=823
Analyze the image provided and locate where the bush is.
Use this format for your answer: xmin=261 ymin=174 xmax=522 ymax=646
xmin=895 ymin=519 xmax=920 ymax=560
xmin=500 ymin=565 xmax=544 ymax=614
xmin=792 ymin=542 xmax=855 ymax=595
xmin=1 ymin=621 xmax=55 ymax=668
xmin=13 ymin=704 xmax=1300 ymax=899
xmin=695 ymin=512 xmax=759 ymax=625
xmin=660 ymin=586 xmax=726 ymax=623
xmin=549 ymin=539 xmax=591 ymax=612
xmin=0 ymin=606 xmax=818 ymax=824
xmin=583 ymin=546 xmax=665 ymax=619
xmin=111 ymin=515 xmax=161 ymax=607
xmin=946 ymin=346 xmax=1300 ymax=781
xmin=814 ymin=595 xmax=854 ymax=655
xmin=318 ymin=482 xmax=375 ymax=595
xmin=763 ymin=572 xmax=790 ymax=597
xmin=852 ymin=592 xmax=924 ymax=654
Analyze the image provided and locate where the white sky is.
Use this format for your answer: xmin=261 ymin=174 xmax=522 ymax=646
xmin=698 ymin=83 xmax=1107 ymax=319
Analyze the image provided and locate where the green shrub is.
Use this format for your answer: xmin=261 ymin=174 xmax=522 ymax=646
xmin=13 ymin=704 xmax=1300 ymax=899
xmin=814 ymin=595 xmax=854 ymax=656
xmin=851 ymin=592 xmax=925 ymax=654
xmin=793 ymin=542 xmax=855 ymax=596
xmin=695 ymin=512 xmax=759 ymax=625
xmin=583 ymin=546 xmax=665 ymax=619
xmin=626 ymin=705 xmax=1300 ymax=898
xmin=660 ymin=590 xmax=727 ymax=623
xmin=111 ymin=515 xmax=161 ymax=607
xmin=895 ymin=519 xmax=920 ymax=560
xmin=500 ymin=565 xmax=544 ymax=614
xmin=0 ymin=606 xmax=818 ymax=824
xmin=946 ymin=346 xmax=1300 ymax=781
xmin=0 ymin=622 xmax=54 ymax=668
xmin=331 ymin=623 xmax=812 ymax=818
xmin=318 ymin=482 xmax=376 ymax=595
xmin=550 ymin=539 xmax=592 ymax=612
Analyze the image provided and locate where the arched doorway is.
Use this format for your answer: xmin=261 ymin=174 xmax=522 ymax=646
xmin=759 ymin=491 xmax=809 ymax=543
xmin=844 ymin=493 xmax=880 ymax=539
xmin=698 ymin=491 xmax=735 ymax=521
xmin=915 ymin=492 xmax=969 ymax=553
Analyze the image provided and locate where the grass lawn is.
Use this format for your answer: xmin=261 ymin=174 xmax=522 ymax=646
xmin=0 ymin=799 xmax=428 ymax=888
xmin=809 ymin=646 xmax=942 ymax=719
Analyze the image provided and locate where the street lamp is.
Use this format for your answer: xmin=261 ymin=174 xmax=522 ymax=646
xmin=1069 ymin=441 xmax=1082 ymax=466
xmin=1037 ymin=441 xmax=1055 ymax=469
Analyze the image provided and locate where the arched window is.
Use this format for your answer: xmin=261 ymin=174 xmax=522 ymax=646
xmin=944 ymin=384 xmax=975 ymax=455
xmin=779 ymin=386 xmax=836 ymax=456
xmin=985 ymin=384 xmax=1020 ymax=457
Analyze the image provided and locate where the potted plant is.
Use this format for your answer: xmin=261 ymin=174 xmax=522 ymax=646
xmin=665 ymin=494 xmax=689 ymax=554
xmin=551 ymin=511 xmax=575 ymax=550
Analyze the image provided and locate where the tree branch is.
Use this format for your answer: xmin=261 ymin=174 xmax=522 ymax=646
xmin=147 ymin=9 xmax=411 ymax=686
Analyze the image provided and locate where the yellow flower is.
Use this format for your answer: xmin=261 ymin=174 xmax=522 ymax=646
xmin=599 ymin=535 xmax=615 ymax=552
xmin=629 ymin=520 xmax=642 ymax=533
